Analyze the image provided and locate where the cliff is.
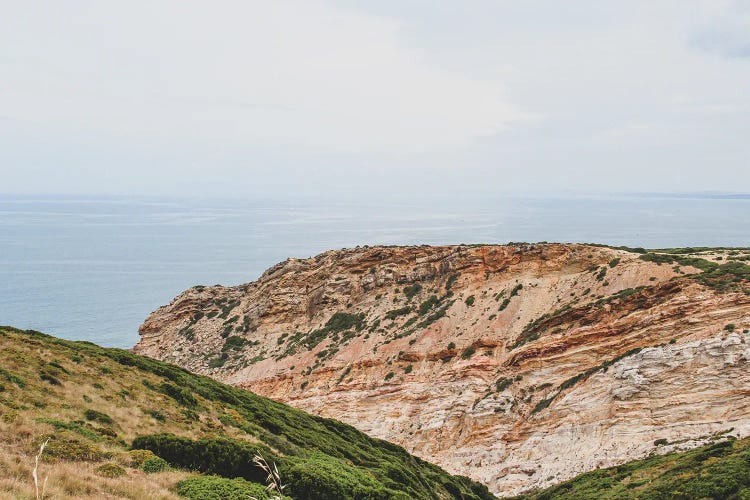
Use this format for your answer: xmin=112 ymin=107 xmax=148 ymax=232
xmin=135 ymin=243 xmax=750 ymax=495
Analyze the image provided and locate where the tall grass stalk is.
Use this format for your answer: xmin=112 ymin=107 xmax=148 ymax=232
xmin=251 ymin=453 xmax=285 ymax=500
xmin=33 ymin=438 xmax=50 ymax=500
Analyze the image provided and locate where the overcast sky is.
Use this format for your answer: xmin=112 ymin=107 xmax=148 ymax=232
xmin=1 ymin=0 xmax=749 ymax=198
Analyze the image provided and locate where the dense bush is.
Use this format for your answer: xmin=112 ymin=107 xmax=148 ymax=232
xmin=132 ymin=433 xmax=269 ymax=483
xmin=178 ymin=476 xmax=287 ymax=500
xmin=43 ymin=437 xmax=109 ymax=462
xmin=128 ymin=449 xmax=157 ymax=468
xmin=141 ymin=456 xmax=170 ymax=473
xmin=95 ymin=463 xmax=126 ymax=478
xmin=284 ymin=453 xmax=411 ymax=500
xmin=159 ymin=382 xmax=198 ymax=407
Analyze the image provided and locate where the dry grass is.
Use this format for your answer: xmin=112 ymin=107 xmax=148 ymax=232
xmin=0 ymin=332 xmax=243 ymax=499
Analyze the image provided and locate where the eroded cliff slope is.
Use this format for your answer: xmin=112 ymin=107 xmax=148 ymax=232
xmin=135 ymin=244 xmax=750 ymax=495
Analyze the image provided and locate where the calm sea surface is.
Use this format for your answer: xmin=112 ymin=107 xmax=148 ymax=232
xmin=1 ymin=194 xmax=748 ymax=348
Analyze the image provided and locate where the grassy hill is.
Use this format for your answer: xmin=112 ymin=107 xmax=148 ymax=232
xmin=513 ymin=435 xmax=750 ymax=499
xmin=0 ymin=326 xmax=494 ymax=499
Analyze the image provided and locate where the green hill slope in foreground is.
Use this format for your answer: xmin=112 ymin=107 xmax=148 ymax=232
xmin=3 ymin=326 xmax=750 ymax=500
xmin=0 ymin=326 xmax=493 ymax=499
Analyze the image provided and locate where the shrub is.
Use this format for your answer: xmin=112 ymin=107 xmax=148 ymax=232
xmin=385 ymin=307 xmax=412 ymax=320
xmin=84 ymin=409 xmax=114 ymax=426
xmin=725 ymin=324 xmax=736 ymax=332
xmin=495 ymin=377 xmax=512 ymax=392
xmin=284 ymin=453 xmax=405 ymax=500
xmin=465 ymin=296 xmax=475 ymax=307
xmin=418 ymin=296 xmax=439 ymax=315
xmin=445 ymin=273 xmax=460 ymax=290
xmin=461 ymin=347 xmax=475 ymax=359
xmin=95 ymin=463 xmax=126 ymax=478
xmin=404 ymin=365 xmax=413 ymax=374
xmin=608 ymin=258 xmax=621 ymax=268
xmin=43 ymin=437 xmax=108 ymax=462
xmin=132 ymin=433 xmax=269 ymax=483
xmin=127 ymin=449 xmax=157 ymax=468
xmin=0 ymin=367 xmax=25 ymax=388
xmin=144 ymin=409 xmax=166 ymax=422
xmin=159 ymin=382 xmax=198 ymax=407
xmin=447 ymin=342 xmax=456 ymax=350
xmin=141 ymin=456 xmax=169 ymax=473
xmin=178 ymin=476 xmax=282 ymax=500
xmin=209 ymin=353 xmax=228 ymax=368
xmin=654 ymin=438 xmax=668 ymax=446
xmin=48 ymin=361 xmax=69 ymax=374
xmin=222 ymin=336 xmax=249 ymax=352
xmin=385 ymin=372 xmax=395 ymax=381
xmin=403 ymin=284 xmax=423 ymax=299
xmin=40 ymin=372 xmax=61 ymax=385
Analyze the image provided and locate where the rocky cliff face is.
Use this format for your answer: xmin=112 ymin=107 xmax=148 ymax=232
xmin=135 ymin=244 xmax=750 ymax=496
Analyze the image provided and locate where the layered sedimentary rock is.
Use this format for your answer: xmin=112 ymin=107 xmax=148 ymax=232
xmin=135 ymin=244 xmax=750 ymax=495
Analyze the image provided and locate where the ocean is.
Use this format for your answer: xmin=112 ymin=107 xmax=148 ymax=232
xmin=1 ymin=193 xmax=748 ymax=348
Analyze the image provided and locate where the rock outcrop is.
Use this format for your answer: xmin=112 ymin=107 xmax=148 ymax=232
xmin=135 ymin=244 xmax=750 ymax=496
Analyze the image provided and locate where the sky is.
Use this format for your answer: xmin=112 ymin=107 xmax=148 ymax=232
xmin=1 ymin=0 xmax=749 ymax=199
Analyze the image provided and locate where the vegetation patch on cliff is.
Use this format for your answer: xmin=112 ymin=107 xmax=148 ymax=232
xmin=513 ymin=434 xmax=748 ymax=499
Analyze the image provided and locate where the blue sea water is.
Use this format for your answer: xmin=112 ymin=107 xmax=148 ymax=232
xmin=1 ymin=193 xmax=748 ymax=348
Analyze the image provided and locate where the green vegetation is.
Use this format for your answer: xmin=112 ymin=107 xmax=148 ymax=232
xmin=465 ymin=295 xmax=476 ymax=307
xmin=159 ymin=382 xmax=198 ymax=408
xmin=178 ymin=476 xmax=288 ymax=500
xmin=418 ymin=295 xmax=440 ymax=315
xmin=281 ymin=312 xmax=367 ymax=357
xmin=385 ymin=306 xmax=412 ymax=320
xmin=83 ymin=409 xmax=115 ymax=425
xmin=222 ymin=335 xmax=250 ymax=351
xmin=513 ymin=436 xmax=750 ymax=499
xmin=531 ymin=347 xmax=644 ymax=414
xmin=403 ymin=283 xmax=423 ymax=299
xmin=416 ymin=301 xmax=453 ymax=330
xmin=461 ymin=347 xmax=476 ymax=359
xmin=639 ymin=252 xmax=750 ymax=292
xmin=141 ymin=456 xmax=170 ymax=473
xmin=495 ymin=377 xmax=513 ymax=392
xmin=446 ymin=273 xmax=460 ymax=290
xmin=95 ymin=463 xmax=126 ymax=478
xmin=0 ymin=325 xmax=494 ymax=500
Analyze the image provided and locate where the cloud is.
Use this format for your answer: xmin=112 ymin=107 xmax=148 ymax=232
xmin=689 ymin=1 xmax=750 ymax=58
xmin=0 ymin=0 xmax=527 ymax=153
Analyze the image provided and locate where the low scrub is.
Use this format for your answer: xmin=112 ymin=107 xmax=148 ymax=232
xmin=178 ymin=476 xmax=288 ymax=500
xmin=515 ymin=438 xmax=749 ymax=499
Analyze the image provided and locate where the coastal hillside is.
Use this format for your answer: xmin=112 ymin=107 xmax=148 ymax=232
xmin=0 ymin=326 xmax=492 ymax=499
xmin=135 ymin=243 xmax=750 ymax=495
